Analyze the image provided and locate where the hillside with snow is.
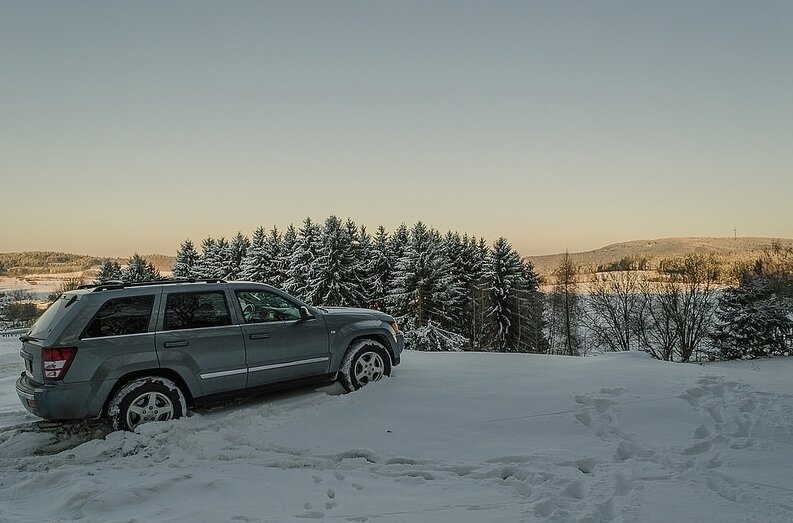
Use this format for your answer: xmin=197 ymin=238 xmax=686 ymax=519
xmin=1 ymin=337 xmax=792 ymax=522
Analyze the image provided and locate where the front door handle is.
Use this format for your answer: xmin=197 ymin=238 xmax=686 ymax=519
xmin=249 ymin=333 xmax=271 ymax=340
xmin=164 ymin=340 xmax=189 ymax=348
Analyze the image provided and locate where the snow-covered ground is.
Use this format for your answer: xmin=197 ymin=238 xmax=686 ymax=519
xmin=1 ymin=338 xmax=792 ymax=522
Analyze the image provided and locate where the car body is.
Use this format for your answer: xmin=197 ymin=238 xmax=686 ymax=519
xmin=16 ymin=279 xmax=403 ymax=429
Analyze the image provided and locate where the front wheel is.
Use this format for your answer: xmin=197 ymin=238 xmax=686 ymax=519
xmin=339 ymin=340 xmax=392 ymax=392
xmin=108 ymin=377 xmax=186 ymax=431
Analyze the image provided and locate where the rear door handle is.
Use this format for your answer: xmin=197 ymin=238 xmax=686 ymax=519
xmin=164 ymin=340 xmax=189 ymax=348
xmin=249 ymin=333 xmax=271 ymax=340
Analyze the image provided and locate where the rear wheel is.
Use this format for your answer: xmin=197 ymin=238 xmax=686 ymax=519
xmin=108 ymin=377 xmax=186 ymax=431
xmin=339 ymin=340 xmax=391 ymax=392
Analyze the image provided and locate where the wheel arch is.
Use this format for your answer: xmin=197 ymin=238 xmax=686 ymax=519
xmin=344 ymin=332 xmax=395 ymax=366
xmin=101 ymin=368 xmax=194 ymax=416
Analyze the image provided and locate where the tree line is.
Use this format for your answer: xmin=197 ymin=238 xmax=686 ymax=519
xmin=97 ymin=217 xmax=547 ymax=353
xmin=89 ymin=229 xmax=793 ymax=361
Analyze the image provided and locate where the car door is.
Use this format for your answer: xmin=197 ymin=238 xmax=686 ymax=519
xmin=156 ymin=288 xmax=247 ymax=396
xmin=234 ymin=288 xmax=330 ymax=388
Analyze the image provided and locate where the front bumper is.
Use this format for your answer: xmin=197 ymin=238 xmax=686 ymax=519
xmin=16 ymin=372 xmax=101 ymax=421
xmin=393 ymin=332 xmax=405 ymax=366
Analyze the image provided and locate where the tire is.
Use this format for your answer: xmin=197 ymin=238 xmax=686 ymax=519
xmin=339 ymin=339 xmax=392 ymax=392
xmin=108 ymin=377 xmax=186 ymax=431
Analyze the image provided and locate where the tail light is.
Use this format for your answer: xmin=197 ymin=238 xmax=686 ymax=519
xmin=42 ymin=347 xmax=78 ymax=380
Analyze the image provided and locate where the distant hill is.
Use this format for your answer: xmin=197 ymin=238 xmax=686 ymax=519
xmin=0 ymin=252 xmax=101 ymax=276
xmin=0 ymin=251 xmax=176 ymax=277
xmin=525 ymin=237 xmax=793 ymax=277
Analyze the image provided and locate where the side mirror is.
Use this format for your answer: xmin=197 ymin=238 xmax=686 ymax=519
xmin=298 ymin=306 xmax=314 ymax=322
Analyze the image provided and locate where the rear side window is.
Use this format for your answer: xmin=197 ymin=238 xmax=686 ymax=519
xmin=82 ymin=295 xmax=155 ymax=338
xmin=163 ymin=291 xmax=232 ymax=331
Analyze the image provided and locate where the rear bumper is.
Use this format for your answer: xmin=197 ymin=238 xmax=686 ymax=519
xmin=16 ymin=373 xmax=102 ymax=421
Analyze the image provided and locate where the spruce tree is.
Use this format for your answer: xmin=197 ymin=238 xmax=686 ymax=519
xmin=310 ymin=216 xmax=361 ymax=306
xmin=485 ymin=237 xmax=529 ymax=352
xmin=123 ymin=254 xmax=160 ymax=283
xmin=193 ymin=237 xmax=225 ymax=279
xmin=172 ymin=240 xmax=198 ymax=278
xmin=95 ymin=259 xmax=123 ymax=284
xmin=285 ymin=218 xmax=321 ymax=301
xmin=239 ymin=227 xmax=268 ymax=282
xmin=225 ymin=232 xmax=250 ymax=280
xmin=355 ymin=224 xmax=374 ymax=307
xmin=713 ymin=274 xmax=793 ymax=359
xmin=263 ymin=227 xmax=283 ymax=287
xmin=388 ymin=222 xmax=466 ymax=351
xmin=277 ymin=224 xmax=298 ymax=287
xmin=365 ymin=225 xmax=392 ymax=311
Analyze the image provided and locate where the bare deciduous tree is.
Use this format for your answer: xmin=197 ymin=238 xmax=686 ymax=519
xmin=547 ymin=252 xmax=583 ymax=356
xmin=636 ymin=255 xmax=719 ymax=362
xmin=584 ymin=271 xmax=641 ymax=352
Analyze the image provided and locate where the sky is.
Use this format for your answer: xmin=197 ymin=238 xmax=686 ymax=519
xmin=1 ymin=1 xmax=792 ymax=258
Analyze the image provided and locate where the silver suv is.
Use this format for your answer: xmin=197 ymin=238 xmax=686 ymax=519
xmin=16 ymin=279 xmax=403 ymax=430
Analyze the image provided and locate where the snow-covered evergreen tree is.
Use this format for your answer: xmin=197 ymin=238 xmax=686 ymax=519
xmin=459 ymin=235 xmax=489 ymax=350
xmin=355 ymin=224 xmax=373 ymax=307
xmin=122 ymin=254 xmax=160 ymax=283
xmin=193 ymin=237 xmax=226 ymax=279
xmin=172 ymin=240 xmax=198 ymax=278
xmin=285 ymin=218 xmax=321 ymax=301
xmin=262 ymin=227 xmax=283 ymax=287
xmin=485 ymin=237 xmax=531 ymax=352
xmin=225 ymin=232 xmax=250 ymax=280
xmin=276 ymin=224 xmax=297 ymax=287
xmin=388 ymin=222 xmax=465 ymax=351
xmin=94 ymin=259 xmax=123 ymax=283
xmin=310 ymin=216 xmax=362 ymax=306
xmin=365 ymin=225 xmax=392 ymax=310
xmin=713 ymin=274 xmax=793 ymax=359
xmin=239 ymin=227 xmax=268 ymax=282
xmin=443 ymin=232 xmax=467 ymax=332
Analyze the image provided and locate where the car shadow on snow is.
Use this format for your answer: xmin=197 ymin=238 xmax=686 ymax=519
xmin=190 ymin=379 xmax=346 ymax=417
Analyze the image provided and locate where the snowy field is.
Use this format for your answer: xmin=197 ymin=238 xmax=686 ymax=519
xmin=1 ymin=338 xmax=792 ymax=522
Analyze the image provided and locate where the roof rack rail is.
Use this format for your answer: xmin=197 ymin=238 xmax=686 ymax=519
xmin=79 ymin=278 xmax=227 ymax=292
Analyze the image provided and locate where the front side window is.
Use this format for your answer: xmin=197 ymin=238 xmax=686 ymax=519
xmin=82 ymin=295 xmax=155 ymax=338
xmin=164 ymin=291 xmax=232 ymax=330
xmin=236 ymin=290 xmax=301 ymax=323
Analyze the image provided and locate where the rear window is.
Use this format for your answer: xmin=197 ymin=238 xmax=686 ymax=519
xmin=82 ymin=295 xmax=155 ymax=338
xmin=163 ymin=291 xmax=232 ymax=330
xmin=29 ymin=293 xmax=80 ymax=339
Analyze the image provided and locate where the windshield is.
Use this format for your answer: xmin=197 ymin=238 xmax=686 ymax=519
xmin=28 ymin=293 xmax=79 ymax=339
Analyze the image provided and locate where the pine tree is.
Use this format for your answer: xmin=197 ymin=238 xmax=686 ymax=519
xmin=354 ymin=225 xmax=373 ymax=307
xmin=285 ymin=218 xmax=321 ymax=301
xmin=193 ymin=237 xmax=226 ymax=279
xmin=225 ymin=232 xmax=250 ymax=280
xmin=485 ymin=238 xmax=530 ymax=352
xmin=365 ymin=225 xmax=393 ymax=311
xmin=522 ymin=260 xmax=549 ymax=353
xmin=713 ymin=274 xmax=793 ymax=359
xmin=263 ymin=227 xmax=283 ymax=287
xmin=239 ymin=227 xmax=268 ymax=282
xmin=310 ymin=216 xmax=362 ymax=306
xmin=443 ymin=232 xmax=467 ymax=333
xmin=277 ymin=224 xmax=298 ymax=287
xmin=388 ymin=222 xmax=466 ymax=351
xmin=122 ymin=254 xmax=160 ymax=283
xmin=95 ymin=259 xmax=123 ymax=284
xmin=172 ymin=240 xmax=198 ymax=278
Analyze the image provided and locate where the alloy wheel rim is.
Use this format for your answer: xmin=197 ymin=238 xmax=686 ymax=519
xmin=354 ymin=351 xmax=385 ymax=385
xmin=126 ymin=391 xmax=175 ymax=430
